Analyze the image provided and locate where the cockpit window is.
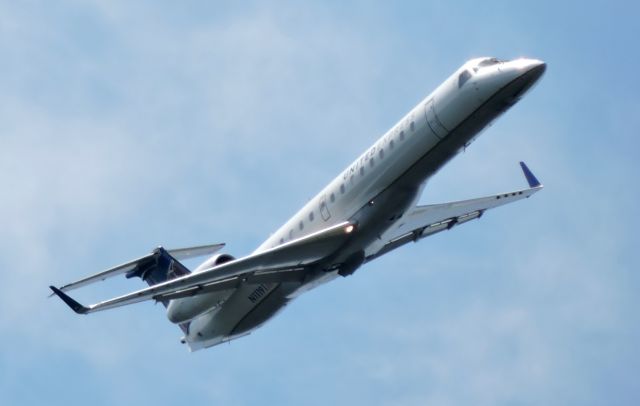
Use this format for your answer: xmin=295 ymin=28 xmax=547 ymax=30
xmin=478 ymin=57 xmax=502 ymax=67
xmin=458 ymin=70 xmax=472 ymax=88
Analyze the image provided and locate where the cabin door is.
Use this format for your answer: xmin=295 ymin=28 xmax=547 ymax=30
xmin=425 ymin=98 xmax=448 ymax=139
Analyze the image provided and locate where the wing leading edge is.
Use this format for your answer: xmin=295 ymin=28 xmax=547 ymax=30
xmin=365 ymin=162 xmax=543 ymax=261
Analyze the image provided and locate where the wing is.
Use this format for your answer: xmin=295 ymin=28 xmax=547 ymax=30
xmin=50 ymin=221 xmax=356 ymax=314
xmin=364 ymin=162 xmax=543 ymax=261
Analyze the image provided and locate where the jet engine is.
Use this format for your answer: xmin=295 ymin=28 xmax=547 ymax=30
xmin=166 ymin=253 xmax=237 ymax=324
xmin=193 ymin=253 xmax=236 ymax=273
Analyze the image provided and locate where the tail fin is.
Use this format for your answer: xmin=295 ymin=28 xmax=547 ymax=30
xmin=51 ymin=243 xmax=224 ymax=336
xmin=123 ymin=247 xmax=192 ymax=334
xmin=125 ymin=247 xmax=190 ymax=289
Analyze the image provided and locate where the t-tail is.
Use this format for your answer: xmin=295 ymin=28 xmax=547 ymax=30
xmin=49 ymin=243 xmax=225 ymax=333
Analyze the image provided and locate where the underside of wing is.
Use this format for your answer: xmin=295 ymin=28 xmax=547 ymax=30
xmin=365 ymin=162 xmax=543 ymax=261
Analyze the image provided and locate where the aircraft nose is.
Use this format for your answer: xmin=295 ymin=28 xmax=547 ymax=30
xmin=504 ymin=58 xmax=546 ymax=99
xmin=525 ymin=59 xmax=546 ymax=82
xmin=513 ymin=58 xmax=547 ymax=83
xmin=489 ymin=58 xmax=546 ymax=107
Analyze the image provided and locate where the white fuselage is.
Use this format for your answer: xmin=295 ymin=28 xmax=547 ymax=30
xmin=256 ymin=58 xmax=541 ymax=252
xmin=171 ymin=57 xmax=546 ymax=350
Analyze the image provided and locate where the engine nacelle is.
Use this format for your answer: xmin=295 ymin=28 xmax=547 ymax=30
xmin=166 ymin=253 xmax=237 ymax=324
xmin=193 ymin=253 xmax=236 ymax=273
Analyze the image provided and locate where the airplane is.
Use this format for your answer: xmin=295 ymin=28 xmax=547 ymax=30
xmin=51 ymin=56 xmax=546 ymax=351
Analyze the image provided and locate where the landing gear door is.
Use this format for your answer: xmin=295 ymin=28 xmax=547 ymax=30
xmin=425 ymin=98 xmax=448 ymax=139
xmin=320 ymin=194 xmax=331 ymax=221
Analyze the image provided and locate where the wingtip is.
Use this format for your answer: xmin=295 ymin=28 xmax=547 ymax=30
xmin=519 ymin=161 xmax=542 ymax=188
xmin=49 ymin=286 xmax=89 ymax=314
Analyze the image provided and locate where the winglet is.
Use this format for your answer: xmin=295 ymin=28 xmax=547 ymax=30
xmin=519 ymin=162 xmax=542 ymax=188
xmin=49 ymin=286 xmax=89 ymax=314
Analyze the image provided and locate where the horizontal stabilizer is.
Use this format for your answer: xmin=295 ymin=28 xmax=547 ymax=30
xmin=168 ymin=244 xmax=226 ymax=261
xmin=56 ymin=243 xmax=225 ymax=293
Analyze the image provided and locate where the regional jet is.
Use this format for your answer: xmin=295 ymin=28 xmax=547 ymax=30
xmin=51 ymin=57 xmax=546 ymax=351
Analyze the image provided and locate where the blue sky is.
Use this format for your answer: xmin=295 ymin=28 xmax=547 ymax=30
xmin=1 ymin=1 xmax=638 ymax=405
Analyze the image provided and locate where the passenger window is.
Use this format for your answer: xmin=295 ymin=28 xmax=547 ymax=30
xmin=299 ymin=221 xmax=303 ymax=231
xmin=360 ymin=167 xmax=365 ymax=176
xmin=410 ymin=121 xmax=415 ymax=132
xmin=370 ymin=157 xmax=375 ymax=167
xmin=400 ymin=130 xmax=405 ymax=141
xmin=379 ymin=148 xmax=384 ymax=159
xmin=390 ymin=139 xmax=395 ymax=149
xmin=330 ymin=193 xmax=335 ymax=202
xmin=340 ymin=184 xmax=345 ymax=194
xmin=309 ymin=212 xmax=314 ymax=221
